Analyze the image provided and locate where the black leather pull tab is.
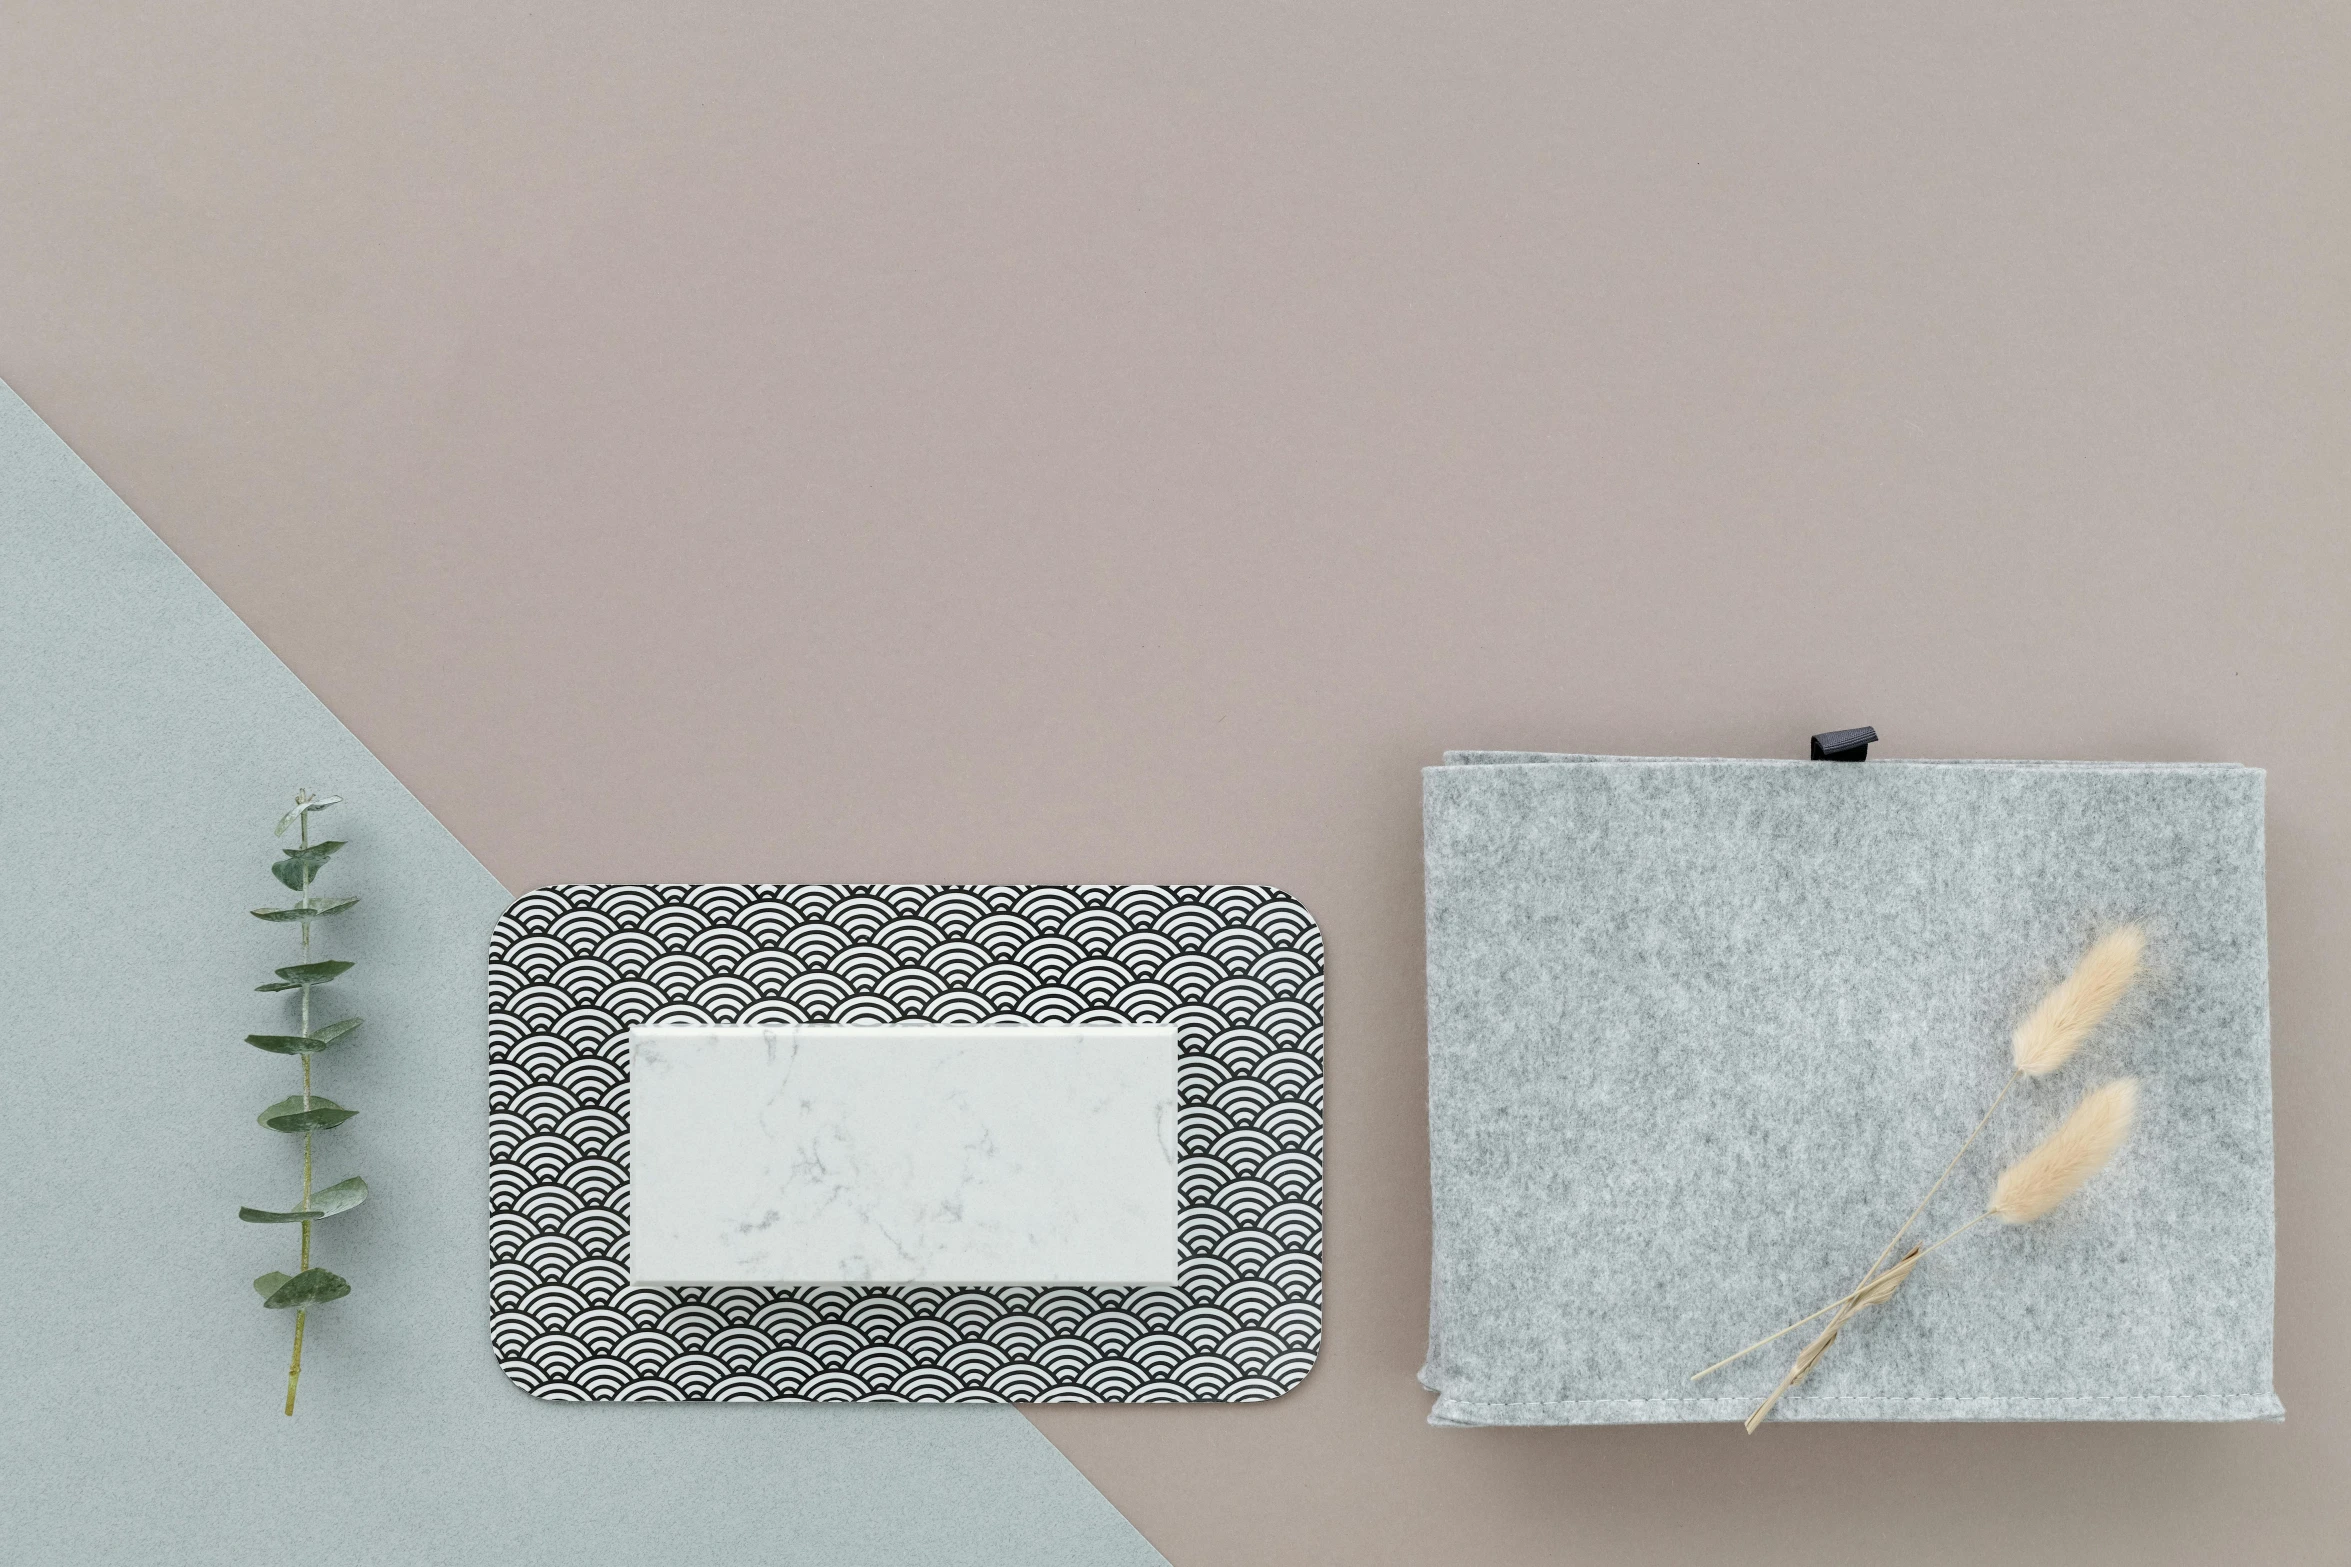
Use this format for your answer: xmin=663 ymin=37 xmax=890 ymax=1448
xmin=1810 ymin=725 xmax=1876 ymax=761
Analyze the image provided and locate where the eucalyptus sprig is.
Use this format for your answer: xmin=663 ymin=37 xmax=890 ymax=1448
xmin=243 ymin=790 xmax=368 ymax=1415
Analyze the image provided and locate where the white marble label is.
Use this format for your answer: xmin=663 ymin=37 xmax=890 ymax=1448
xmin=627 ymin=1024 xmax=1180 ymax=1285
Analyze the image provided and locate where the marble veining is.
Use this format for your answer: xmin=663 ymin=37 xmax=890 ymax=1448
xmin=628 ymin=1024 xmax=1179 ymax=1285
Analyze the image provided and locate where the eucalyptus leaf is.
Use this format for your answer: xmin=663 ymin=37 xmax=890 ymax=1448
xmin=244 ymin=1016 xmax=362 ymax=1054
xmin=262 ymin=1268 xmax=351 ymax=1309
xmin=257 ymin=1095 xmax=357 ymax=1133
xmin=253 ymin=1271 xmax=292 ymax=1298
xmin=239 ymin=1205 xmax=326 ymax=1223
xmin=308 ymin=1176 xmax=369 ymax=1216
xmin=250 ymin=895 xmax=360 ymax=922
xmin=264 ymin=1106 xmax=357 ymax=1134
xmin=270 ymin=841 xmax=346 ymax=890
xmin=255 ymin=959 xmax=354 ymax=992
xmin=244 ymin=1033 xmax=319 ymax=1055
xmin=274 ymin=797 xmax=342 ymax=836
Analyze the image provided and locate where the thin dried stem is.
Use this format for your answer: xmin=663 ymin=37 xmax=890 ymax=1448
xmin=1693 ymin=1069 xmax=2017 ymax=1385
xmin=1741 ymin=1246 xmax=1924 ymax=1432
xmin=1721 ymin=931 xmax=2146 ymax=1425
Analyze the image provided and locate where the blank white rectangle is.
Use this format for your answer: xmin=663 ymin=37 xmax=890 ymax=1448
xmin=628 ymin=1024 xmax=1180 ymax=1285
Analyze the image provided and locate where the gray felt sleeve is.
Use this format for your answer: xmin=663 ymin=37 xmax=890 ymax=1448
xmin=1420 ymin=755 xmax=2278 ymax=1425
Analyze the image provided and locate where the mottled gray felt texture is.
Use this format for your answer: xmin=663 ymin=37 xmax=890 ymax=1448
xmin=1421 ymin=752 xmax=2278 ymax=1426
xmin=0 ymin=380 xmax=1164 ymax=1565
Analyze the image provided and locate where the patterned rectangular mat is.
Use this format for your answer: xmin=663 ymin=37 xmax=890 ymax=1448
xmin=487 ymin=883 xmax=1324 ymax=1402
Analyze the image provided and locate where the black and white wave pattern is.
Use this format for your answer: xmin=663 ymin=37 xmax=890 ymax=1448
xmin=487 ymin=884 xmax=1323 ymax=1402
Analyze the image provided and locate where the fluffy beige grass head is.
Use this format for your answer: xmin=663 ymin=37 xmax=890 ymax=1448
xmin=2010 ymin=925 xmax=2146 ymax=1077
xmin=1990 ymin=1078 xmax=2139 ymax=1224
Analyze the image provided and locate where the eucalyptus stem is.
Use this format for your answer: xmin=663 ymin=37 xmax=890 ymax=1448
xmin=288 ymin=805 xmax=315 ymax=1416
xmin=245 ymin=789 xmax=365 ymax=1417
xmin=284 ymin=1313 xmax=306 ymax=1416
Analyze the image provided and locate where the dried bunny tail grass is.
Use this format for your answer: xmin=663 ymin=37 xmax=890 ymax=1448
xmin=2010 ymin=925 xmax=2146 ymax=1077
xmin=1990 ymin=1078 xmax=2140 ymax=1224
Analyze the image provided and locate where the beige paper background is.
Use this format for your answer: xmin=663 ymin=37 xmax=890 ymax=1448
xmin=4 ymin=5 xmax=2343 ymax=1562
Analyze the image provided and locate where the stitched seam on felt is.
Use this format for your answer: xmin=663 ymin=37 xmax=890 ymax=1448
xmin=1434 ymin=1392 xmax=2264 ymax=1408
